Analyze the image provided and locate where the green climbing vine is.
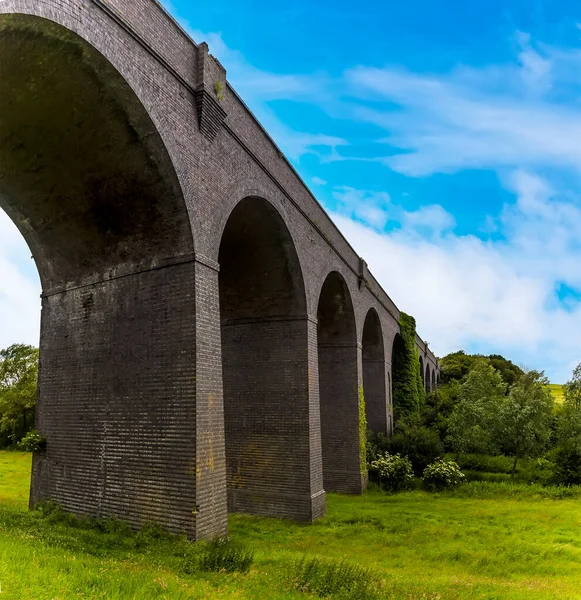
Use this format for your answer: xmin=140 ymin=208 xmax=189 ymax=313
xmin=392 ymin=312 xmax=425 ymax=420
xmin=358 ymin=385 xmax=367 ymax=474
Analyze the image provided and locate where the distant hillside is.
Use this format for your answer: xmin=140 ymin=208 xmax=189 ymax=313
xmin=549 ymin=383 xmax=565 ymax=404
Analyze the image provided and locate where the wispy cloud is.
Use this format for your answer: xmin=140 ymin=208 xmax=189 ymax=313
xmin=332 ymin=186 xmax=456 ymax=237
xmin=345 ymin=37 xmax=581 ymax=176
xmin=332 ymin=186 xmax=392 ymax=229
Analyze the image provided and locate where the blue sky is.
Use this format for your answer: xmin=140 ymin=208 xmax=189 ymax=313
xmin=1 ymin=0 xmax=580 ymax=382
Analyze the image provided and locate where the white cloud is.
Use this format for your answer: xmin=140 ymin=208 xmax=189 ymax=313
xmin=330 ymin=172 xmax=581 ymax=383
xmin=331 ymin=186 xmax=456 ymax=237
xmin=0 ymin=210 xmax=41 ymax=349
xmin=402 ymin=204 xmax=456 ymax=236
xmin=332 ymin=186 xmax=392 ymax=229
xmin=312 ymin=176 xmax=327 ymax=186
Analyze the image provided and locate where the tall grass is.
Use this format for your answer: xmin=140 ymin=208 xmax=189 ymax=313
xmin=292 ymin=556 xmax=382 ymax=599
xmin=197 ymin=537 xmax=254 ymax=573
xmin=1 ymin=451 xmax=580 ymax=599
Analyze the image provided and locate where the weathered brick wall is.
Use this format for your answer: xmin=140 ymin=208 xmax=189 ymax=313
xmin=362 ymin=309 xmax=388 ymax=434
xmin=318 ymin=343 xmax=362 ymax=493
xmin=222 ymin=318 xmax=321 ymax=520
xmin=317 ymin=273 xmax=364 ymax=494
xmin=33 ymin=265 xmax=198 ymax=535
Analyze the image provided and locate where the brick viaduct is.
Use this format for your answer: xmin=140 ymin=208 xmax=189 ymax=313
xmin=0 ymin=0 xmax=439 ymax=539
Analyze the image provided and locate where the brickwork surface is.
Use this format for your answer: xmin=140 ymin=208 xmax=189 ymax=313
xmin=0 ymin=0 xmax=439 ymax=539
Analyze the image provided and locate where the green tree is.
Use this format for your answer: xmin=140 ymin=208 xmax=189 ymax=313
xmin=387 ymin=412 xmax=443 ymax=476
xmin=439 ymin=351 xmax=475 ymax=383
xmin=439 ymin=351 xmax=523 ymax=387
xmin=486 ymin=354 xmax=523 ymax=387
xmin=563 ymin=363 xmax=581 ymax=410
xmin=0 ymin=344 xmax=39 ymax=447
xmin=496 ymin=370 xmax=554 ymax=477
xmin=446 ymin=360 xmax=506 ymax=462
xmin=554 ymin=363 xmax=581 ymax=485
xmin=423 ymin=379 xmax=462 ymax=441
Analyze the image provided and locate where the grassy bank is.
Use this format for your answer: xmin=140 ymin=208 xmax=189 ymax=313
xmin=548 ymin=383 xmax=565 ymax=404
xmin=0 ymin=451 xmax=580 ymax=599
xmin=0 ymin=450 xmax=31 ymax=508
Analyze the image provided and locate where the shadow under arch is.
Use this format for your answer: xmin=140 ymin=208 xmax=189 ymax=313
xmin=0 ymin=15 xmax=199 ymax=534
xmin=419 ymin=355 xmax=425 ymax=391
xmin=362 ymin=308 xmax=389 ymax=434
xmin=218 ymin=196 xmax=325 ymax=521
xmin=317 ymin=271 xmax=365 ymax=494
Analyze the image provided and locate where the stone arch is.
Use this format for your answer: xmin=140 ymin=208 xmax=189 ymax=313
xmin=317 ymin=271 xmax=364 ymax=494
xmin=0 ymin=14 xmax=194 ymax=290
xmin=219 ymin=196 xmax=323 ymax=520
xmin=362 ymin=308 xmax=388 ymax=434
xmin=426 ymin=363 xmax=432 ymax=392
xmin=0 ymin=15 xmax=198 ymax=532
xmin=432 ymin=368 xmax=437 ymax=390
xmin=419 ymin=355 xmax=426 ymax=390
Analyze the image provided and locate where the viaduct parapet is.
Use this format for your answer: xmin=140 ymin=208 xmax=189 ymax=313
xmin=0 ymin=0 xmax=439 ymax=539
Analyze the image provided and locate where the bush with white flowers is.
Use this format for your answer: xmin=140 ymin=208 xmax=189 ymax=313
xmin=422 ymin=458 xmax=465 ymax=491
xmin=369 ymin=452 xmax=414 ymax=492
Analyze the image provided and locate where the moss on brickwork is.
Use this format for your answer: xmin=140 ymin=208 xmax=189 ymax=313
xmin=358 ymin=385 xmax=367 ymax=474
xmin=392 ymin=313 xmax=424 ymax=420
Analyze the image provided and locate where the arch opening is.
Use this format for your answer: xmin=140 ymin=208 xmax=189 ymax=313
xmin=219 ymin=197 xmax=322 ymax=520
xmin=316 ymin=272 xmax=363 ymax=494
xmin=425 ymin=364 xmax=432 ymax=393
xmin=0 ymin=15 xmax=193 ymax=290
xmin=419 ymin=355 xmax=425 ymax=392
xmin=0 ymin=15 xmax=197 ymax=533
xmin=391 ymin=332 xmax=407 ymax=423
xmin=362 ymin=309 xmax=388 ymax=435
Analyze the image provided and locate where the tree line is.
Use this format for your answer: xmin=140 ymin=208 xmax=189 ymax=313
xmin=377 ymin=349 xmax=581 ymax=486
xmin=2 ymin=341 xmax=581 ymax=487
xmin=0 ymin=344 xmax=38 ymax=448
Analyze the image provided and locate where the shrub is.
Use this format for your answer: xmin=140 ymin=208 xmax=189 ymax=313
xmin=366 ymin=431 xmax=390 ymax=464
xmin=369 ymin=452 xmax=414 ymax=492
xmin=197 ymin=537 xmax=254 ymax=573
xmin=422 ymin=458 xmax=465 ymax=491
xmin=292 ymin=556 xmax=381 ymax=599
xmin=553 ymin=440 xmax=581 ymax=486
xmin=388 ymin=415 xmax=444 ymax=475
xmin=17 ymin=429 xmax=46 ymax=452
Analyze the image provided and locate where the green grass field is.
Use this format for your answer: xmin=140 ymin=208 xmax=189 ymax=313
xmin=1 ymin=451 xmax=580 ymax=599
xmin=549 ymin=383 xmax=565 ymax=404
